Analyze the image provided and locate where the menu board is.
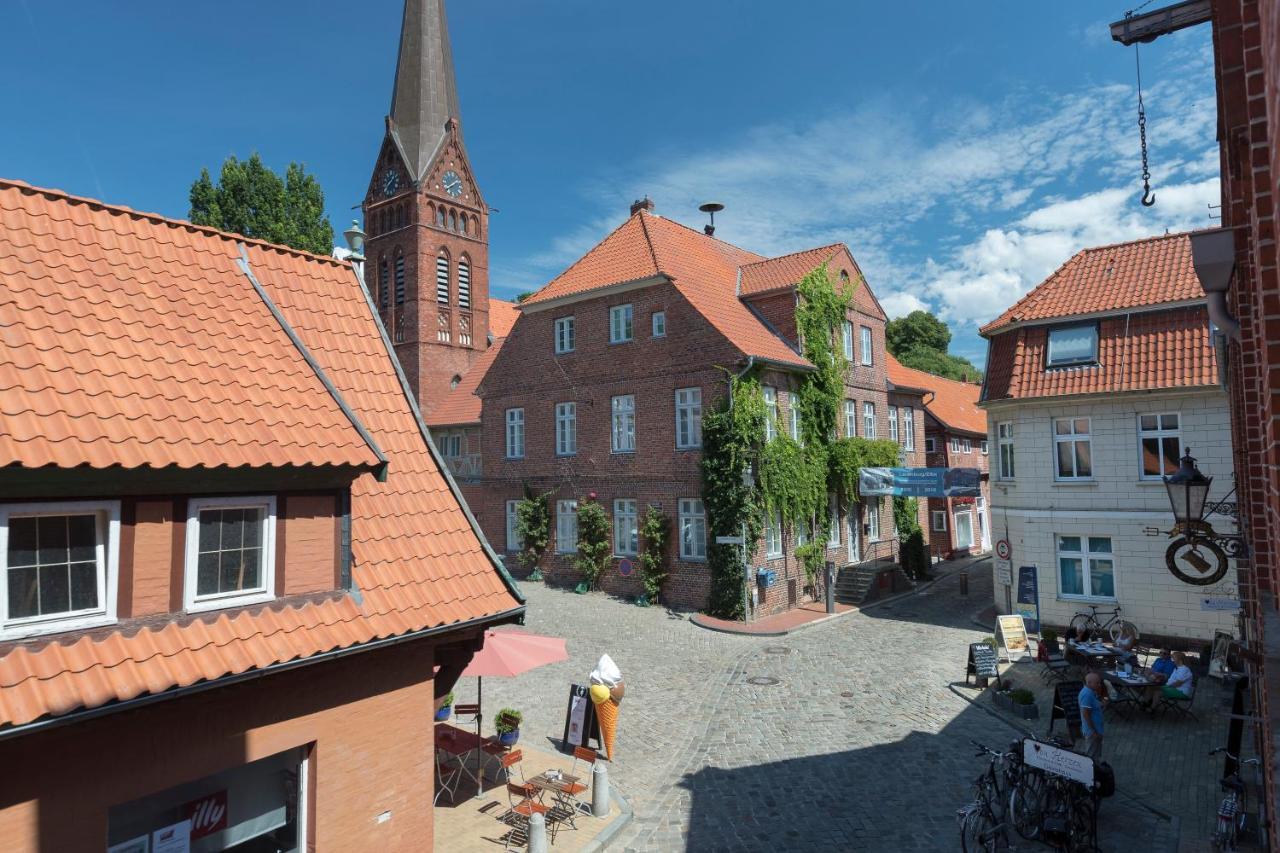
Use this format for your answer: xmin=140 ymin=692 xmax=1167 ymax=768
xmin=997 ymin=614 xmax=1029 ymax=660
xmin=561 ymin=683 xmax=600 ymax=750
xmin=967 ymin=643 xmax=1000 ymax=685
xmin=1049 ymin=680 xmax=1084 ymax=742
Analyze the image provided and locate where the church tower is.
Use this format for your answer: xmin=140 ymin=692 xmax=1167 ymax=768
xmin=364 ymin=0 xmax=490 ymax=417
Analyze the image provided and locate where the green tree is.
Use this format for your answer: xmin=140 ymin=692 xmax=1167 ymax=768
xmin=574 ymin=497 xmax=613 ymax=591
xmin=188 ymin=154 xmax=334 ymax=255
xmin=886 ymin=310 xmax=951 ymax=356
xmin=896 ymin=344 xmax=983 ymax=383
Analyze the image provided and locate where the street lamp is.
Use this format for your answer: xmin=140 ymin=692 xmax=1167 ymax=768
xmin=1161 ymin=449 xmax=1247 ymax=585
xmin=1163 ymin=449 xmax=1212 ymax=534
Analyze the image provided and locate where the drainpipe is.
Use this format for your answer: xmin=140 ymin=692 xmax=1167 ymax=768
xmin=1190 ymin=228 xmax=1242 ymax=342
xmin=729 ymin=356 xmax=757 ymax=621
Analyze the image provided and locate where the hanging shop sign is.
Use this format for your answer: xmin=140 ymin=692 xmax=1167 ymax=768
xmin=1165 ymin=535 xmax=1231 ymax=586
xmin=858 ymin=467 xmax=981 ymax=497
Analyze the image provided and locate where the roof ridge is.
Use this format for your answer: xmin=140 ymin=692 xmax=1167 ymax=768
xmin=636 ymin=208 xmax=662 ymax=272
xmin=524 ymin=213 xmax=656 ymax=303
xmin=0 ymin=178 xmax=350 ymax=269
xmin=639 ymin=210 xmax=767 ymax=262
xmin=741 ymin=242 xmax=844 ymax=269
xmin=1073 ymin=229 xmax=1194 ymax=255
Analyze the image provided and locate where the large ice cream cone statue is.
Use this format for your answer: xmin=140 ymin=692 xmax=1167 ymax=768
xmin=594 ymin=693 xmax=620 ymax=759
xmin=589 ymin=654 xmax=625 ymax=760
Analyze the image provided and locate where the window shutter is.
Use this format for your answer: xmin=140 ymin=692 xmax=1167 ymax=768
xmin=436 ymin=254 xmax=449 ymax=304
xmin=458 ymin=259 xmax=471 ymax=309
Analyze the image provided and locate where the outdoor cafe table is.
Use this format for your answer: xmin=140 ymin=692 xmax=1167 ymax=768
xmin=1102 ymin=669 xmax=1158 ymax=719
xmin=435 ymin=722 xmax=485 ymax=790
xmin=527 ymin=771 xmax=585 ymax=833
xmin=1067 ymin=640 xmax=1125 ymax=670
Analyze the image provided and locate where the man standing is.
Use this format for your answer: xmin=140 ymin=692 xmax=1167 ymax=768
xmin=1079 ymin=672 xmax=1106 ymax=759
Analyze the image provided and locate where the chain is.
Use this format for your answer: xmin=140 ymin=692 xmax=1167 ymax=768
xmin=1136 ymin=45 xmax=1156 ymax=206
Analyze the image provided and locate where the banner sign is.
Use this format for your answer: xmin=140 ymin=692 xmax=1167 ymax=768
xmin=1015 ymin=565 xmax=1040 ymax=633
xmin=1023 ymin=738 xmax=1094 ymax=786
xmin=858 ymin=467 xmax=982 ymax=497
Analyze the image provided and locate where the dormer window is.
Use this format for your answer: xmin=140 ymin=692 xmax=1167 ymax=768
xmin=1 ymin=501 xmax=120 ymax=638
xmin=184 ymin=496 xmax=277 ymax=613
xmin=1046 ymin=323 xmax=1099 ymax=367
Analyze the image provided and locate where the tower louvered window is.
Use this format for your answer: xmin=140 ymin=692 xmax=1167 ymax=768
xmin=458 ymin=259 xmax=471 ymax=309
xmin=436 ymin=254 xmax=449 ymax=303
xmin=379 ymin=259 xmax=389 ymax=311
xmin=394 ymin=254 xmax=406 ymax=305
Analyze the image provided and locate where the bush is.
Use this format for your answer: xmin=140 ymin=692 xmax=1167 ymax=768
xmin=795 ymin=541 xmax=825 ymax=590
xmin=900 ymin=529 xmax=930 ymax=580
xmin=440 ymin=691 xmax=454 ymax=707
xmin=637 ymin=506 xmax=670 ymax=602
xmin=574 ymin=497 xmax=612 ymax=591
xmin=494 ymin=708 xmax=523 ymax=734
xmin=515 ymin=487 xmax=552 ymax=570
xmin=1010 ymin=689 xmax=1036 ymax=706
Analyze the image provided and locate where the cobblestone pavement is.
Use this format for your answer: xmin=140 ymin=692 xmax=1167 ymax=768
xmin=479 ymin=567 xmax=1181 ymax=851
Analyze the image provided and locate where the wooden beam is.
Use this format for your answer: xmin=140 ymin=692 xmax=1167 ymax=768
xmin=1110 ymin=0 xmax=1211 ymax=45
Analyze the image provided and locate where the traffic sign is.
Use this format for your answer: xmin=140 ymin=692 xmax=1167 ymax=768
xmin=995 ymin=539 xmax=1011 ymax=561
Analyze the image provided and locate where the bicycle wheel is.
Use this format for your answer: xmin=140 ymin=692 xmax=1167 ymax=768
xmin=1009 ymin=772 xmax=1046 ymax=840
xmin=961 ymin=806 xmax=1004 ymax=853
xmin=1108 ymin=619 xmax=1139 ymax=644
xmin=1068 ymin=797 xmax=1099 ymax=853
xmin=1068 ymin=613 xmax=1094 ymax=639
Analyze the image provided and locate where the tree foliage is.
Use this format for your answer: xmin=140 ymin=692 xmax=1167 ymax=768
xmin=574 ymin=497 xmax=613 ymax=591
xmin=189 ymin=154 xmax=334 ymax=255
xmin=885 ymin=310 xmax=983 ymax=382
xmin=897 ymin=344 xmax=983 ymax=383
xmin=637 ymin=505 xmax=670 ymax=602
xmin=828 ymin=437 xmax=902 ymax=503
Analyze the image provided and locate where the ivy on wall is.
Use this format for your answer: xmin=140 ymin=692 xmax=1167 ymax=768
xmin=574 ymin=496 xmax=612 ymax=591
xmin=637 ymin=505 xmax=671 ymax=603
xmin=828 ymin=437 xmax=901 ymax=502
xmin=514 ymin=486 xmax=552 ymax=570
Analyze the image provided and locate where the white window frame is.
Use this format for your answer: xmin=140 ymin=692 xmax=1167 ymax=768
xmin=555 ymin=402 xmax=577 ymax=456
xmin=1053 ymin=417 xmax=1093 ymax=481
xmin=1056 ymin=535 xmax=1117 ymax=601
xmin=505 ymin=500 xmax=522 ymax=551
xmin=614 ymin=499 xmax=638 ymax=556
xmin=652 ymin=311 xmax=666 ymax=338
xmin=888 ymin=407 xmax=898 ymax=443
xmin=902 ymin=407 xmax=914 ymax=450
xmin=981 ymin=440 xmax=989 ymax=455
xmin=827 ymin=494 xmax=840 ymax=547
xmin=931 ymin=510 xmax=947 ymax=532
xmin=556 ymin=500 xmax=578 ymax=553
xmin=841 ymin=321 xmax=854 ymax=361
xmin=675 ymin=387 xmax=702 ymax=449
xmin=611 ymin=394 xmax=636 ymax=453
xmin=184 ymin=495 xmax=277 ymax=613
xmin=0 ymin=500 xmax=120 ymax=639
xmin=867 ymin=500 xmax=881 ymax=541
xmin=764 ymin=387 xmax=779 ymax=442
xmin=859 ymin=325 xmax=873 ymax=366
xmin=1137 ymin=412 xmax=1183 ymax=480
xmin=505 ymin=408 xmax=525 ymax=459
xmin=844 ymin=399 xmax=857 ymax=437
xmin=950 ymin=436 xmax=961 ymax=453
xmin=1046 ymin=323 xmax=1099 ymax=368
xmin=924 ymin=437 xmax=936 ymax=453
xmin=954 ymin=509 xmax=974 ymax=549
xmin=609 ymin=304 xmax=634 ymax=343
xmin=997 ymin=422 xmax=1015 ymax=480
xmin=962 ymin=438 xmax=972 ymax=453
xmin=765 ymin=512 xmax=783 ymax=558
xmin=789 ymin=405 xmax=801 ymax=442
xmin=679 ymin=498 xmax=707 ymax=561
xmin=554 ymin=316 xmax=575 ymax=354
xmin=863 ymin=402 xmax=876 ymax=438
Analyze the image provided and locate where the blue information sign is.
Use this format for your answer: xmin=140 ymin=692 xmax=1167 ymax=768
xmin=858 ymin=467 xmax=981 ymax=497
xmin=1015 ymin=565 xmax=1040 ymax=633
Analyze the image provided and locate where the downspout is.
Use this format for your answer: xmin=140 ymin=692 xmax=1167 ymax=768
xmin=730 ymin=356 xmax=756 ymax=621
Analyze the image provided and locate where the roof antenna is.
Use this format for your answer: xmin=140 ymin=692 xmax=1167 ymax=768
xmin=699 ymin=202 xmax=724 ymax=236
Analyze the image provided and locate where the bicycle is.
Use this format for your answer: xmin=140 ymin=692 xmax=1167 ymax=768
xmin=957 ymin=741 xmax=1013 ymax=852
xmin=1210 ymin=747 xmax=1263 ymax=851
xmin=1069 ymin=604 xmax=1138 ymax=644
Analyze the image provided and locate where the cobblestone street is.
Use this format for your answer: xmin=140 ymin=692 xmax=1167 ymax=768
xmin=480 ymin=565 xmax=1182 ymax=851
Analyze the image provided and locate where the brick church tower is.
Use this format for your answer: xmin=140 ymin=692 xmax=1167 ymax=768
xmin=363 ymin=0 xmax=490 ymax=417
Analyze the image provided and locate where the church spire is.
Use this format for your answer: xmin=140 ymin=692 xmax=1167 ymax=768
xmin=388 ymin=0 xmax=462 ymax=184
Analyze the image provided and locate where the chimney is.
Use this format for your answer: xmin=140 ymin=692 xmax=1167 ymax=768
xmin=630 ymin=197 xmax=654 ymax=216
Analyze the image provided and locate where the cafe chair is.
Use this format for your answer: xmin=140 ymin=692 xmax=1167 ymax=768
xmin=497 ymin=751 xmax=552 ymax=850
xmin=547 ymin=746 xmax=597 ymax=831
xmin=1155 ymin=687 xmax=1198 ymax=722
xmin=1036 ymin=637 xmax=1074 ymax=684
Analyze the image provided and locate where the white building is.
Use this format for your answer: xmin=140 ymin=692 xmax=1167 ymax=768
xmin=978 ymin=233 xmax=1239 ymax=641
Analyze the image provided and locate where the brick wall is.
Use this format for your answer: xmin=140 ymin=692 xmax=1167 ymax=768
xmin=922 ymin=414 xmax=992 ymax=559
xmin=0 ymin=641 xmax=438 ymax=851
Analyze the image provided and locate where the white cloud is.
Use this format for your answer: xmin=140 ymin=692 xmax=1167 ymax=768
xmin=878 ymin=290 xmax=929 ymax=319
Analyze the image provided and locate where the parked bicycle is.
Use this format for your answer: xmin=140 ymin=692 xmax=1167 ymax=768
xmin=1069 ymin=604 xmax=1138 ymax=644
xmin=1005 ymin=736 xmax=1099 ymax=852
xmin=1210 ymin=747 xmax=1263 ymax=851
xmin=957 ymin=740 xmax=1014 ymax=852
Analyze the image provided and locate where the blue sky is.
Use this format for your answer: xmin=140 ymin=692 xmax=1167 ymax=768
xmin=4 ymin=1 xmax=1218 ymax=366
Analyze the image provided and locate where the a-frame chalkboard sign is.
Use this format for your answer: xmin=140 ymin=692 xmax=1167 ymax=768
xmin=966 ymin=643 xmax=1002 ymax=687
xmin=1048 ymin=680 xmax=1084 ymax=743
xmin=561 ymin=683 xmax=602 ymax=753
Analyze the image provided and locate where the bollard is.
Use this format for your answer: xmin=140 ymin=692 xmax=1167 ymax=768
xmin=824 ymin=561 xmax=836 ymax=614
xmin=591 ymin=761 xmax=610 ymax=818
xmin=527 ymin=812 xmax=548 ymax=853
xmin=959 ymin=570 xmax=969 ymax=596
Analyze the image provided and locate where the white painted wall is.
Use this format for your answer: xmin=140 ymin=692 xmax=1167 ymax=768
xmin=985 ymin=388 xmax=1239 ymax=640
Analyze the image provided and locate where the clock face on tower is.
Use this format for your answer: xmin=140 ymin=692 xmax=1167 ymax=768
xmin=382 ymin=169 xmax=399 ymax=197
xmin=442 ymin=170 xmax=463 ymax=198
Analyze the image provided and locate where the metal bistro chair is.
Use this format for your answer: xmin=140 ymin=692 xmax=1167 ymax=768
xmin=547 ymin=746 xmax=597 ymax=832
xmin=1155 ymin=683 xmax=1199 ymax=721
xmin=497 ymin=751 xmax=552 ymax=851
xmin=1037 ymin=637 xmax=1074 ymax=684
xmin=434 ymin=746 xmax=464 ymax=806
xmin=483 ymin=711 xmax=522 ymax=784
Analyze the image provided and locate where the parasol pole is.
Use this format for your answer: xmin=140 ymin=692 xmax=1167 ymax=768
xmin=474 ymin=675 xmax=484 ymax=798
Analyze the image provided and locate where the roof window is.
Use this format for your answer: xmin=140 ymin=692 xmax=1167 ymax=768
xmin=1046 ymin=323 xmax=1098 ymax=368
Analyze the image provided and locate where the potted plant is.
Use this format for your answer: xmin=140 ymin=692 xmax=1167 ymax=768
xmin=992 ymin=686 xmax=1039 ymax=720
xmin=435 ymin=691 xmax=454 ymax=722
xmin=495 ymin=708 xmax=523 ymax=746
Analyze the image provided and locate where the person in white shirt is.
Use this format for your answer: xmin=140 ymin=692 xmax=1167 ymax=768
xmin=1143 ymin=651 xmax=1194 ymax=709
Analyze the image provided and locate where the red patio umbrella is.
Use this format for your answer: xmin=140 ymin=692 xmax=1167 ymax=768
xmin=458 ymin=629 xmax=568 ymax=796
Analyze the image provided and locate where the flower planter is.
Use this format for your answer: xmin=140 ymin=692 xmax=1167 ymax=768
xmin=992 ymin=691 xmax=1039 ymax=720
xmin=497 ymin=729 xmax=520 ymax=747
xmin=434 ymin=705 xmax=452 ymax=722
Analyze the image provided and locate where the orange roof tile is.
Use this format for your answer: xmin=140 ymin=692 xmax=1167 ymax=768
xmin=0 ymin=182 xmax=522 ymax=730
xmin=738 ymin=244 xmax=842 ymax=295
xmin=521 ymin=211 xmax=812 ymax=369
xmin=489 ymin=299 xmax=518 ymax=338
xmin=886 ymin=353 xmax=986 ymax=434
xmin=980 ymin=232 xmax=1204 ymax=335
xmin=424 ymin=337 xmax=506 ymax=426
xmin=0 ymin=180 xmax=381 ymax=471
xmin=981 ymin=306 xmax=1218 ymax=402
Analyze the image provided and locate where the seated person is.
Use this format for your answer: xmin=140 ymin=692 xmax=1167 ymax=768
xmin=1149 ymin=649 xmax=1175 ymax=682
xmin=1114 ymin=624 xmax=1140 ymax=667
xmin=1144 ymin=652 xmax=1194 ymax=709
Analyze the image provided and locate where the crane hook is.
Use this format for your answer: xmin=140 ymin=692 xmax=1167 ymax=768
xmin=1141 ymin=188 xmax=1156 ymax=207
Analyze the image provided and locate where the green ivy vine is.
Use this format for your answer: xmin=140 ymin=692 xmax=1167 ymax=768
xmin=574 ymin=496 xmax=612 ymax=591
xmin=514 ymin=486 xmax=552 ymax=570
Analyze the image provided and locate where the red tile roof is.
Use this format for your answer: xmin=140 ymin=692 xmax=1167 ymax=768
xmin=0 ymin=181 xmax=522 ymax=730
xmin=424 ymin=337 xmax=506 ymax=426
xmin=489 ymin=299 xmax=518 ymax=338
xmin=738 ymin=244 xmax=843 ymax=295
xmin=886 ymin=353 xmax=986 ymax=434
xmin=980 ymin=232 xmax=1204 ymax=335
xmin=520 ymin=211 xmax=821 ymax=369
xmin=0 ymin=181 xmax=382 ymax=472
xmin=982 ymin=306 xmax=1218 ymax=402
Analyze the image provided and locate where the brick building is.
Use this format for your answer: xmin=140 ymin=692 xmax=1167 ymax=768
xmin=0 ymin=179 xmax=522 ymax=850
xmin=887 ymin=356 xmax=991 ymax=561
xmin=430 ymin=200 xmax=926 ymax=616
xmin=978 ymin=232 xmax=1236 ymax=640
